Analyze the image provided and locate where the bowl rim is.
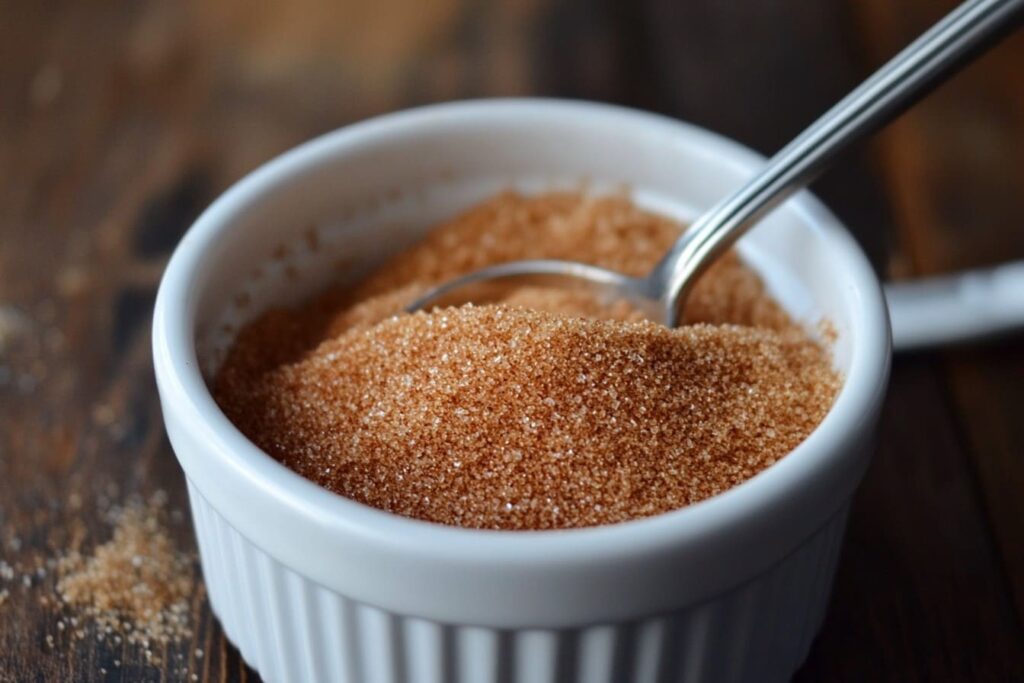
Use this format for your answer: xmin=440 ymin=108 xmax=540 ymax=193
xmin=153 ymin=98 xmax=890 ymax=616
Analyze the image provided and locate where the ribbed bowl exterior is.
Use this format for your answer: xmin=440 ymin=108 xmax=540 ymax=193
xmin=187 ymin=480 xmax=848 ymax=683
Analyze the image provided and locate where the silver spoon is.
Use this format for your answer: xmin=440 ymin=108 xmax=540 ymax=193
xmin=409 ymin=0 xmax=1023 ymax=327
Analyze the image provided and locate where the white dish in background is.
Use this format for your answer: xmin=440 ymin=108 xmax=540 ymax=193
xmin=153 ymin=99 xmax=890 ymax=683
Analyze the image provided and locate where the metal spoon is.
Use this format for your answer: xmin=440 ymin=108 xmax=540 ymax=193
xmin=409 ymin=0 xmax=1023 ymax=327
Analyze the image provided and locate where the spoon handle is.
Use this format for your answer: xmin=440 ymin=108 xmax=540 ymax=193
xmin=657 ymin=0 xmax=1024 ymax=324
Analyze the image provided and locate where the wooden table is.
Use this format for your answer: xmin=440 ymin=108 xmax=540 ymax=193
xmin=2 ymin=0 xmax=1022 ymax=680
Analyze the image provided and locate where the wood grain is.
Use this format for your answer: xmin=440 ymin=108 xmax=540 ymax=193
xmin=0 ymin=0 xmax=1021 ymax=680
xmin=852 ymin=0 xmax=1024 ymax=624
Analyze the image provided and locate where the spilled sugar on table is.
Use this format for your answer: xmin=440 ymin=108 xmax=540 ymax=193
xmin=1 ymin=0 xmax=1022 ymax=680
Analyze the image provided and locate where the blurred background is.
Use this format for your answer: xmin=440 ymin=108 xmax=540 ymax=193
xmin=1 ymin=0 xmax=1022 ymax=680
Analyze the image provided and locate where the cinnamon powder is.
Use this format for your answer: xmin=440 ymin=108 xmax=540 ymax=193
xmin=214 ymin=192 xmax=840 ymax=530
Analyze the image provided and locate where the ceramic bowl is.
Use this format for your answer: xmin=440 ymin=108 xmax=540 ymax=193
xmin=153 ymin=99 xmax=890 ymax=683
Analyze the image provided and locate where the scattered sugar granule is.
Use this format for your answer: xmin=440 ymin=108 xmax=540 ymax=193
xmin=56 ymin=496 xmax=196 ymax=646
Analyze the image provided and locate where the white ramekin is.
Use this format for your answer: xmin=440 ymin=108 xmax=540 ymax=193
xmin=153 ymin=99 xmax=891 ymax=683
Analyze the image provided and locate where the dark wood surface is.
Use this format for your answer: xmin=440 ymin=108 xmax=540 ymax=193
xmin=1 ymin=0 xmax=1022 ymax=680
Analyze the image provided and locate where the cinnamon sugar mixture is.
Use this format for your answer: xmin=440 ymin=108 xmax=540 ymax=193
xmin=214 ymin=192 xmax=840 ymax=530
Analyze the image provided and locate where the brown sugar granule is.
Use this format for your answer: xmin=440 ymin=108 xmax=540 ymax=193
xmin=56 ymin=495 xmax=195 ymax=649
xmin=214 ymin=192 xmax=840 ymax=530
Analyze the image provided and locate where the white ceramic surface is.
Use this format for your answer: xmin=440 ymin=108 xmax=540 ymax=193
xmin=153 ymin=99 xmax=891 ymax=682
